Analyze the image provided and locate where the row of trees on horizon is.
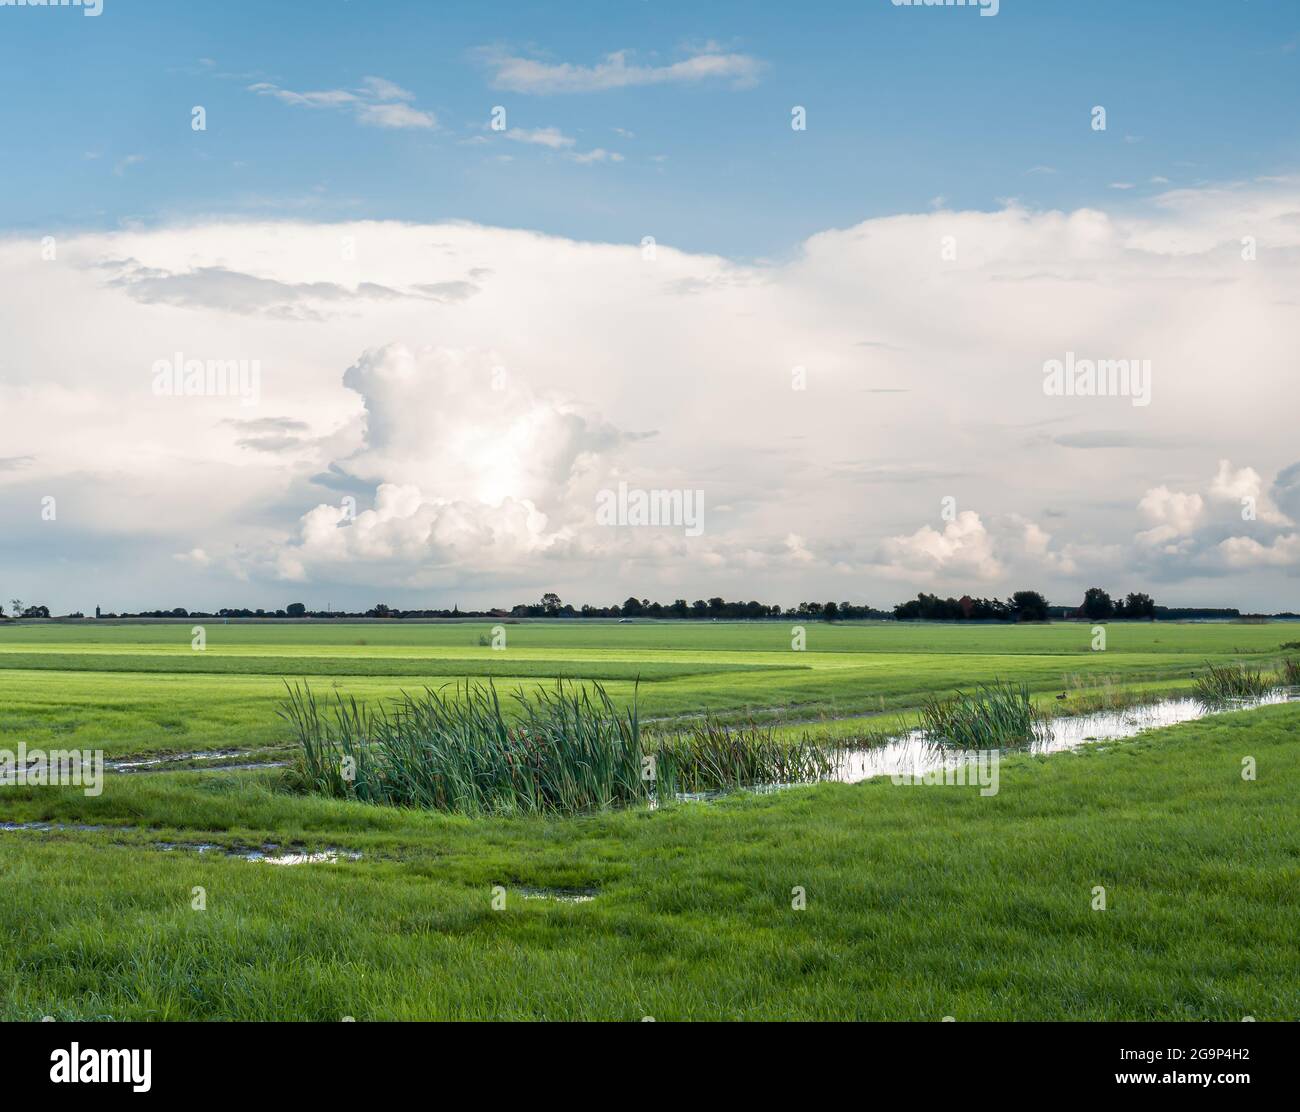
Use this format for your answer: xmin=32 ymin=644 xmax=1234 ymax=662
xmin=5 ymin=590 xmax=1290 ymax=623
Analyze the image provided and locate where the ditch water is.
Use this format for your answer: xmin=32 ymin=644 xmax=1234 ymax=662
xmin=826 ymin=689 xmax=1298 ymax=785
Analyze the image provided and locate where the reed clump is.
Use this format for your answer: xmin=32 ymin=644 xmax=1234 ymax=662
xmin=281 ymin=680 xmax=842 ymax=815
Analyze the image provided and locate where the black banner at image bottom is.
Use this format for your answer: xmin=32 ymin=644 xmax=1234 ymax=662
xmin=0 ymin=1020 xmax=1289 ymax=1098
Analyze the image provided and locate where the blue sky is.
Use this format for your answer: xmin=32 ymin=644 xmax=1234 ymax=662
xmin=2 ymin=0 xmax=1296 ymax=258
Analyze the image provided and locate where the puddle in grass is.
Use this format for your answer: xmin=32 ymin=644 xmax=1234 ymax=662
xmin=0 ymin=821 xmax=112 ymax=833
xmin=0 ymin=825 xmax=359 ymax=865
xmin=195 ymin=761 xmax=291 ymax=773
xmin=517 ymin=886 xmax=598 ymax=903
xmin=154 ymin=841 xmax=361 ymax=864
xmin=105 ymin=749 xmax=291 ymax=774
xmin=258 ymin=850 xmax=358 ymax=865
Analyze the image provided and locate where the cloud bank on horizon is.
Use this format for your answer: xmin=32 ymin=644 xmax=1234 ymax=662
xmin=2 ymin=175 xmax=1297 ymax=612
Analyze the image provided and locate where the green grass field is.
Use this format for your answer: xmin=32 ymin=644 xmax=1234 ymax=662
xmin=0 ymin=619 xmax=1295 ymax=756
xmin=1 ymin=619 xmax=1297 ymax=1020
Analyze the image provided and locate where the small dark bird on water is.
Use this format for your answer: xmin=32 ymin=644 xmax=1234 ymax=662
xmin=1055 ymin=692 xmax=1068 ymax=700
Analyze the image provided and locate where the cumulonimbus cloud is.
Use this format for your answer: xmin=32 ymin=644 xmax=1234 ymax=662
xmin=1 ymin=176 xmax=1298 ymax=607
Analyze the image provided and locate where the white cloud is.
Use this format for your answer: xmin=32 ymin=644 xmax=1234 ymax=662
xmin=1018 ymin=520 xmax=1077 ymax=576
xmin=248 ymin=77 xmax=436 ymax=129
xmin=497 ymin=127 xmax=624 ymax=165
xmin=356 ymin=102 xmax=437 ymax=130
xmin=276 ymin=483 xmax=563 ymax=584
xmin=478 ymin=48 xmax=763 ymax=94
xmin=504 ymin=126 xmax=575 ymax=149
xmin=331 ymin=344 xmax=631 ymax=511
xmin=1137 ymin=487 xmax=1205 ymax=550
xmin=1131 ymin=461 xmax=1300 ymax=575
xmin=1209 ymin=459 xmax=1291 ymax=525
xmin=358 ymin=76 xmax=413 ymax=102
xmin=570 ymin=148 xmax=623 ymax=164
xmin=785 ymin=533 xmax=815 ymax=564
xmin=873 ymin=512 xmax=1003 ymax=582
xmin=1217 ymin=534 xmax=1300 ymax=569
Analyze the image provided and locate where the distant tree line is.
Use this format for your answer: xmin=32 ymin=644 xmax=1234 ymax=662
xmin=509 ymin=594 xmax=891 ymax=620
xmin=4 ymin=591 xmax=1277 ymax=623
xmin=1153 ymin=606 xmax=1245 ymax=621
xmin=10 ymin=595 xmax=886 ymax=622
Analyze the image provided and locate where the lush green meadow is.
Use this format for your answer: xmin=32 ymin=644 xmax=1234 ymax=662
xmin=0 ymin=619 xmax=1295 ymax=756
xmin=1 ymin=619 xmax=1296 ymax=1020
